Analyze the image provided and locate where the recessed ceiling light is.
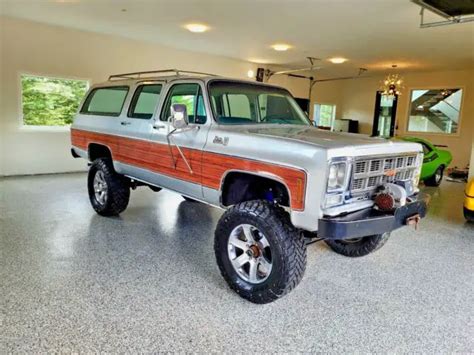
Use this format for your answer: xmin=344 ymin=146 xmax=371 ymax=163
xmin=184 ymin=23 xmax=209 ymax=33
xmin=247 ymin=70 xmax=255 ymax=78
xmin=271 ymin=44 xmax=291 ymax=51
xmin=248 ymin=58 xmax=271 ymax=64
xmin=329 ymin=57 xmax=348 ymax=64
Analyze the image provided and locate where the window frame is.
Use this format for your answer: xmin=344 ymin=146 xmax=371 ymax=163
xmin=80 ymin=85 xmax=130 ymax=117
xmin=127 ymin=83 xmax=163 ymax=120
xmin=207 ymin=79 xmax=311 ymax=126
xmin=405 ymin=86 xmax=465 ymax=137
xmin=19 ymin=72 xmax=90 ymax=130
xmin=313 ymin=102 xmax=336 ymax=129
xmin=159 ymin=82 xmax=207 ymax=124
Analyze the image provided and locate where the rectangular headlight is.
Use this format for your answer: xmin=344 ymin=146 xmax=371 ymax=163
xmin=327 ymin=161 xmax=347 ymax=192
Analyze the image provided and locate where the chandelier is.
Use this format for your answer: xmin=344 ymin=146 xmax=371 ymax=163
xmin=440 ymin=89 xmax=451 ymax=97
xmin=380 ymin=65 xmax=404 ymax=99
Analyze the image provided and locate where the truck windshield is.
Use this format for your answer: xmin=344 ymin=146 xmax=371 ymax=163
xmin=208 ymin=81 xmax=311 ymax=125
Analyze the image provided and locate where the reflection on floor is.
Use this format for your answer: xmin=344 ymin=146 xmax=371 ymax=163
xmin=1 ymin=173 xmax=473 ymax=352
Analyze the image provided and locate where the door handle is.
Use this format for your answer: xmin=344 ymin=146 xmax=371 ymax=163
xmin=153 ymin=123 xmax=166 ymax=129
xmin=120 ymin=121 xmax=131 ymax=126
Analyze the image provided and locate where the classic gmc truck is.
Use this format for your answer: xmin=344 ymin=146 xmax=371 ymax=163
xmin=71 ymin=69 xmax=428 ymax=303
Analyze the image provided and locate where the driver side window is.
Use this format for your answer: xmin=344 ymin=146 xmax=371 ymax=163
xmin=421 ymin=142 xmax=432 ymax=155
xmin=160 ymin=83 xmax=206 ymax=124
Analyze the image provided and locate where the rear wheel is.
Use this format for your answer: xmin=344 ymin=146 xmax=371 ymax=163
xmin=88 ymin=158 xmax=130 ymax=216
xmin=425 ymin=166 xmax=444 ymax=186
xmin=325 ymin=233 xmax=391 ymax=257
xmin=214 ymin=200 xmax=306 ymax=304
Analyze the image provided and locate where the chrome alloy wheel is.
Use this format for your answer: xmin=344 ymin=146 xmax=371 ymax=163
xmin=227 ymin=224 xmax=273 ymax=284
xmin=93 ymin=170 xmax=108 ymax=205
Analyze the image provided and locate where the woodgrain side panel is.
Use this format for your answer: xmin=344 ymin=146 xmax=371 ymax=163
xmin=71 ymin=128 xmax=306 ymax=210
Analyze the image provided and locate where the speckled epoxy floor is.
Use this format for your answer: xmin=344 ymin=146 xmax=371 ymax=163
xmin=1 ymin=173 xmax=473 ymax=352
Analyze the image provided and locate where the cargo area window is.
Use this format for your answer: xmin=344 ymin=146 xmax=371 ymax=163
xmin=81 ymin=86 xmax=129 ymax=116
xmin=21 ymin=74 xmax=89 ymax=126
xmin=128 ymin=84 xmax=163 ymax=119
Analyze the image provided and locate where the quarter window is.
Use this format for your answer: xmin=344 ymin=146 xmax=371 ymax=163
xmin=128 ymin=84 xmax=163 ymax=119
xmin=81 ymin=86 xmax=129 ymax=116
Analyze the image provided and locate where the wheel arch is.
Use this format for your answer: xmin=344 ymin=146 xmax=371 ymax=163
xmin=88 ymin=143 xmax=113 ymax=162
xmin=219 ymin=170 xmax=292 ymax=209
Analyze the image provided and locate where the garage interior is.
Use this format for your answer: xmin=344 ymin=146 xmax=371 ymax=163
xmin=1 ymin=0 xmax=473 ymax=353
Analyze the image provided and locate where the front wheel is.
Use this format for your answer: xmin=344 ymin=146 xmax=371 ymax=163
xmin=214 ymin=200 xmax=307 ymax=304
xmin=424 ymin=166 xmax=444 ymax=186
xmin=88 ymin=158 xmax=130 ymax=216
xmin=325 ymin=233 xmax=391 ymax=257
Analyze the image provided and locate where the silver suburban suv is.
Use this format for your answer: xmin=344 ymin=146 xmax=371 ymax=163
xmin=71 ymin=69 xmax=428 ymax=303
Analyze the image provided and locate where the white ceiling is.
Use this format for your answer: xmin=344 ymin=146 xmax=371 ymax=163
xmin=1 ymin=0 xmax=473 ymax=76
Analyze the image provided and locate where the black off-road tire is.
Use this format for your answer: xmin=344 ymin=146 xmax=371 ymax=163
xmin=424 ymin=166 xmax=444 ymax=187
xmin=464 ymin=207 xmax=474 ymax=223
xmin=214 ymin=200 xmax=307 ymax=304
xmin=88 ymin=158 xmax=130 ymax=216
xmin=325 ymin=233 xmax=391 ymax=257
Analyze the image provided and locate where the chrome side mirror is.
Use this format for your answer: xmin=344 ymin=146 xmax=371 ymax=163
xmin=170 ymin=104 xmax=189 ymax=129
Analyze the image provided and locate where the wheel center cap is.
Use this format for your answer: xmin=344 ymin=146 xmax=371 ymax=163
xmin=247 ymin=245 xmax=261 ymax=258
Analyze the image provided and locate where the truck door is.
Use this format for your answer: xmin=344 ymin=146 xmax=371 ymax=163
xmin=148 ymin=81 xmax=211 ymax=199
xmin=114 ymin=82 xmax=164 ymax=177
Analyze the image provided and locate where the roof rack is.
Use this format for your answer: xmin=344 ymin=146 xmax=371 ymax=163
xmin=108 ymin=69 xmax=218 ymax=81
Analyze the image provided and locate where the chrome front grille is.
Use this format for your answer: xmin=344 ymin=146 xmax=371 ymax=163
xmin=350 ymin=154 xmax=419 ymax=194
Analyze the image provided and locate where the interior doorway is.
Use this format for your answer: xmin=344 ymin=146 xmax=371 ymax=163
xmin=372 ymin=91 xmax=398 ymax=138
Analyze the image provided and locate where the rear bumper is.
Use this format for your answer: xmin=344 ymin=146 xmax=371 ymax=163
xmin=318 ymin=193 xmax=430 ymax=240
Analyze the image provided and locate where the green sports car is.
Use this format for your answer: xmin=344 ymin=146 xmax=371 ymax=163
xmin=401 ymin=137 xmax=452 ymax=186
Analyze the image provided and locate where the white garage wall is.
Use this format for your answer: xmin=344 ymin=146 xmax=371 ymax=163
xmin=0 ymin=16 xmax=258 ymax=176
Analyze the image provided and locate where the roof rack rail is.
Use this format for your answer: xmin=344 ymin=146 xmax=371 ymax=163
xmin=108 ymin=69 xmax=218 ymax=81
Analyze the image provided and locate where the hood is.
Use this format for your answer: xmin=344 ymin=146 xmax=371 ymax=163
xmin=219 ymin=124 xmax=393 ymax=149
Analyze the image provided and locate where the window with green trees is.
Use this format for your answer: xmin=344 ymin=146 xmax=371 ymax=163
xmin=21 ymin=74 xmax=89 ymax=126
xmin=313 ymin=103 xmax=336 ymax=128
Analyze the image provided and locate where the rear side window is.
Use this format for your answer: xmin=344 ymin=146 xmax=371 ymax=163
xmin=81 ymin=86 xmax=129 ymax=116
xmin=128 ymin=84 xmax=163 ymax=119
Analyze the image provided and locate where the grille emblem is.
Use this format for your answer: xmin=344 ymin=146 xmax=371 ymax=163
xmin=384 ymin=169 xmax=397 ymax=177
